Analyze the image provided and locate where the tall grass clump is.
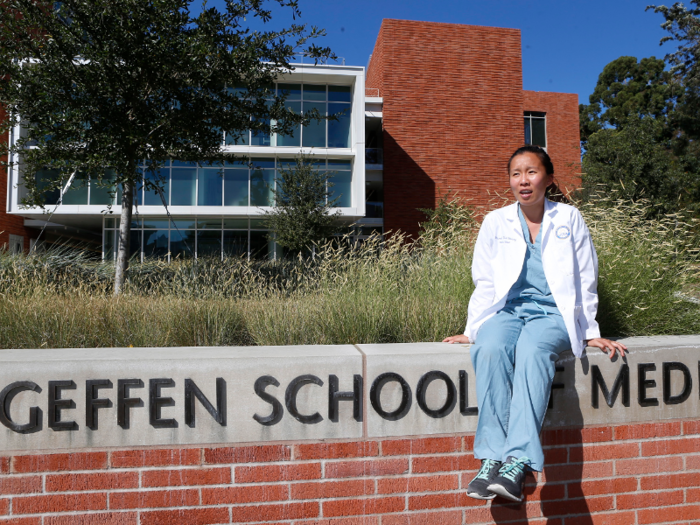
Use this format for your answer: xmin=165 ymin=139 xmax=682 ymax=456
xmin=1 ymin=195 xmax=698 ymax=349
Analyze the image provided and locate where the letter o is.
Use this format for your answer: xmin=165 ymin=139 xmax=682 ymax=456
xmin=370 ymin=373 xmax=412 ymax=421
xmin=416 ymin=371 xmax=456 ymax=418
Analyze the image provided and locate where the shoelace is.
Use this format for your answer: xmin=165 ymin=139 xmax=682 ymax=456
xmin=475 ymin=459 xmax=501 ymax=480
xmin=499 ymin=456 xmax=531 ymax=482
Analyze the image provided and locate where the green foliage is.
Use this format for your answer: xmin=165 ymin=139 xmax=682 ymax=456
xmin=263 ymin=157 xmax=341 ymax=255
xmin=0 ymin=0 xmax=332 ymax=200
xmin=1 ymin=198 xmax=699 ymax=348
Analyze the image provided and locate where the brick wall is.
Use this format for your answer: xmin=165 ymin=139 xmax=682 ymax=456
xmin=366 ymin=20 xmax=582 ymax=238
xmin=1 ymin=421 xmax=698 ymax=524
xmin=0 ymin=105 xmax=31 ymax=252
xmin=523 ymin=91 xmax=582 ymax=194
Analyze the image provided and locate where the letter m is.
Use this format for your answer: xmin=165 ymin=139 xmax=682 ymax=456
xmin=591 ymin=364 xmax=630 ymax=408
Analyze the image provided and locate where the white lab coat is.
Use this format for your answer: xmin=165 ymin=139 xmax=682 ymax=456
xmin=464 ymin=199 xmax=601 ymax=358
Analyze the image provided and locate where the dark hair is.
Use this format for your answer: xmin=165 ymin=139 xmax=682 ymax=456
xmin=507 ymin=145 xmax=568 ymax=203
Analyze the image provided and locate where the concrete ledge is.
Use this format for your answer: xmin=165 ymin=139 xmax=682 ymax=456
xmin=0 ymin=336 xmax=698 ymax=452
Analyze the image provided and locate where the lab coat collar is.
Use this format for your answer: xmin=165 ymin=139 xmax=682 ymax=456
xmin=505 ymin=199 xmax=559 ymax=245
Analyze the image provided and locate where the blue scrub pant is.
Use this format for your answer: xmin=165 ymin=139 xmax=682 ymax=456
xmin=470 ymin=302 xmax=570 ymax=471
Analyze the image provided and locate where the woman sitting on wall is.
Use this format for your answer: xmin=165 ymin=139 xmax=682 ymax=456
xmin=443 ymin=145 xmax=627 ymax=503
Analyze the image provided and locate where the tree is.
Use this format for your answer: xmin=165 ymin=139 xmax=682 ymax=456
xmin=0 ymin=0 xmax=332 ymax=294
xmin=264 ymin=157 xmax=340 ymax=256
xmin=648 ymin=1 xmax=700 ymax=140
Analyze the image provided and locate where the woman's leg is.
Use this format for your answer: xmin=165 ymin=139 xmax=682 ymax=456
xmin=500 ymin=305 xmax=570 ymax=471
xmin=470 ymin=308 xmax=524 ymax=462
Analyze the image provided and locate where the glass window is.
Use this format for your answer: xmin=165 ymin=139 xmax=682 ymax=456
xmin=171 ymin=168 xmax=196 ymax=206
xmin=223 ymin=218 xmax=248 ymax=229
xmin=129 ymin=229 xmax=142 ymax=261
xmin=524 ymin=112 xmax=546 ymax=148
xmin=197 ymin=218 xmax=222 ymax=229
xmin=251 ymin=101 xmax=272 ymax=146
xmin=144 ymin=229 xmax=169 ymax=259
xmin=170 ymin=230 xmax=195 ymax=259
xmin=250 ymin=168 xmax=275 ymax=206
xmin=328 ymin=85 xmax=352 ymax=103
xmin=142 ymin=218 xmax=171 ymax=229
xmin=223 ymin=230 xmax=248 ymax=257
xmin=36 ymin=169 xmax=61 ymax=205
xmin=224 ymin=168 xmax=249 ymax=206
xmin=90 ymin=170 xmax=117 ymax=205
xmin=197 ymin=230 xmax=221 ymax=258
xmin=302 ymin=101 xmax=326 ymax=147
xmin=277 ymin=100 xmax=301 ymax=147
xmin=170 ymin=218 xmax=196 ymax=229
xmin=62 ymin=171 xmax=89 ymax=205
xmin=250 ymin=218 xmax=267 ymax=229
xmin=198 ymin=167 xmax=224 ymax=206
xmin=225 ymin=129 xmax=249 ymax=146
xmin=249 ymin=230 xmax=270 ymax=259
xmin=329 ymin=172 xmax=351 ymax=207
xmin=144 ymin=168 xmax=170 ymax=206
xmin=104 ymin=229 xmax=115 ymax=261
xmin=365 ymin=180 xmax=384 ymax=219
xmin=303 ymin=84 xmax=326 ymax=101
xmin=328 ymin=103 xmax=351 ymax=148
xmin=278 ymin=84 xmax=301 ymax=99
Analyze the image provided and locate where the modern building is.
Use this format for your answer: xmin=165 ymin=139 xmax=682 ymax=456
xmin=1 ymin=19 xmax=581 ymax=259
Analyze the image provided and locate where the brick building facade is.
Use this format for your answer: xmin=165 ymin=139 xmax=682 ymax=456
xmin=367 ymin=19 xmax=581 ymax=238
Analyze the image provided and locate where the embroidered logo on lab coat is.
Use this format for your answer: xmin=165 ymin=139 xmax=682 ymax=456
xmin=555 ymin=226 xmax=571 ymax=239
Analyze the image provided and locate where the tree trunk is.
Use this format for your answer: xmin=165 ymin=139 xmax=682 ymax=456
xmin=114 ymin=178 xmax=134 ymax=295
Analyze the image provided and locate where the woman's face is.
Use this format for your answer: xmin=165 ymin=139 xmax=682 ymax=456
xmin=508 ymin=152 xmax=553 ymax=211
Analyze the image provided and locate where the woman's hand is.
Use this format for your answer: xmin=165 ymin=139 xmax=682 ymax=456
xmin=443 ymin=334 xmax=471 ymax=344
xmin=586 ymin=338 xmax=627 ymax=359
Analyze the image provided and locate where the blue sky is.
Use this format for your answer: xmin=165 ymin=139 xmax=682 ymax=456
xmin=208 ymin=0 xmax=679 ymax=105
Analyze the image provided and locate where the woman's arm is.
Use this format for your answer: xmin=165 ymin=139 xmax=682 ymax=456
xmin=586 ymin=338 xmax=627 ymax=359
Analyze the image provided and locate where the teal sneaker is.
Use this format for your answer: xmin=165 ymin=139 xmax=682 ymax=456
xmin=487 ymin=456 xmax=531 ymax=502
xmin=467 ymin=459 xmax=502 ymax=500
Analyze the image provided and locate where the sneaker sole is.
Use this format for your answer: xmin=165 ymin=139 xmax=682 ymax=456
xmin=466 ymin=491 xmax=496 ymax=500
xmin=487 ymin=483 xmax=523 ymax=503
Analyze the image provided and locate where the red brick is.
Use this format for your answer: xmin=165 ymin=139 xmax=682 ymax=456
xmin=110 ymin=448 xmax=200 ymax=468
xmin=294 ymin=442 xmax=379 ymax=460
xmin=0 ymin=519 xmax=42 ymax=525
xmin=141 ymin=508 xmax=230 ymax=525
xmin=0 ymin=500 xmax=6 ymax=516
xmin=640 ymin=471 xmax=700 ymax=491
xmin=688 ymin=454 xmax=700 ymax=470
xmin=638 ymin=504 xmax=700 ymax=524
xmin=0 ymin=476 xmax=42 ymax=495
xmin=542 ymin=447 xmax=568 ymax=465
xmin=292 ymin=479 xmax=374 ymax=500
xmin=204 ymin=444 xmax=290 ymax=464
xmin=684 ymin=420 xmax=700 ymax=435
xmin=109 ymin=489 xmax=198 ymax=510
xmin=295 ymin=519 xmax=378 ymax=525
xmin=44 ymin=513 xmax=138 ymax=525
xmin=382 ymin=510 xmax=462 ymax=525
xmin=201 ymin=484 xmax=289 ymax=505
xmin=617 ymin=489 xmax=684 ymax=510
xmin=325 ymin=459 xmax=408 ymax=479
xmin=231 ymin=502 xmax=318 ymax=522
xmin=411 ymin=454 xmax=479 ymax=474
xmin=688 ymin=488 xmax=700 ymax=503
xmin=323 ymin=496 xmax=405 ymax=517
xmin=541 ymin=426 xmax=613 ymax=446
xmin=13 ymin=493 xmax=107 ymax=514
xmin=142 ymin=467 xmax=231 ymax=487
xmin=381 ymin=437 xmax=460 ymax=456
xmin=524 ymin=482 xmax=566 ymax=502
xmin=489 ymin=501 xmax=544 ymax=521
xmin=461 ymin=435 xmax=475 ymax=451
xmin=565 ymin=512 xmax=637 ymax=525
xmin=236 ymin=462 xmax=321 ymax=483
xmin=378 ymin=474 xmax=458 ymax=494
xmin=408 ymin=492 xmax=477 ymax=510
xmin=568 ymin=442 xmax=639 ymax=462
xmin=641 ymin=436 xmax=700 ymax=456
xmin=614 ymin=421 xmax=681 ymax=440
xmin=13 ymin=452 xmax=107 ymax=473
xmin=568 ymin=477 xmax=637 ymax=498
xmin=0 ymin=458 xmax=8 ymax=474
xmin=540 ymin=461 xmax=613 ymax=483
xmin=615 ymin=455 xmax=683 ymax=476
xmin=540 ymin=496 xmax=614 ymax=517
xmin=46 ymin=472 xmax=138 ymax=492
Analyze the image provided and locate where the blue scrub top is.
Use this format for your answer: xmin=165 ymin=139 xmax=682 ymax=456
xmin=506 ymin=204 xmax=557 ymax=308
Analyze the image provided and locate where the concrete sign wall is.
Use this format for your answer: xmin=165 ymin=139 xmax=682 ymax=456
xmin=0 ymin=336 xmax=698 ymax=452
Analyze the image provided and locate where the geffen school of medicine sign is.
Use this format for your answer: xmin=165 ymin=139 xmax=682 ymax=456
xmin=0 ymin=338 xmax=699 ymax=452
